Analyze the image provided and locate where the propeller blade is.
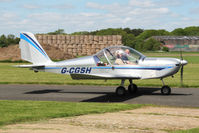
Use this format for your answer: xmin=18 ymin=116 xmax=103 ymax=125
xmin=180 ymin=47 xmax=184 ymax=86
xmin=180 ymin=65 xmax=184 ymax=86
xmin=180 ymin=48 xmax=183 ymax=60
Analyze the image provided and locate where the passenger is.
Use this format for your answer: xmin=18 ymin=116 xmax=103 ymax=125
xmin=115 ymin=49 xmax=136 ymax=65
xmin=122 ymin=49 xmax=129 ymax=61
xmin=115 ymin=50 xmax=125 ymax=65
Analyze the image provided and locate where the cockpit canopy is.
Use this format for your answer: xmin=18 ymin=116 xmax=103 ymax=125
xmin=94 ymin=46 xmax=145 ymax=66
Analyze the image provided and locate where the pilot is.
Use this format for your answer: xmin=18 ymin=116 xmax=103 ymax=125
xmin=115 ymin=49 xmax=136 ymax=65
xmin=122 ymin=49 xmax=130 ymax=61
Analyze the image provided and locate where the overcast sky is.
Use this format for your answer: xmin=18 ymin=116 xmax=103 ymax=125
xmin=0 ymin=0 xmax=199 ymax=36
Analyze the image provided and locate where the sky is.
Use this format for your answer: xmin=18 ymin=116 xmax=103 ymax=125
xmin=0 ymin=0 xmax=199 ymax=36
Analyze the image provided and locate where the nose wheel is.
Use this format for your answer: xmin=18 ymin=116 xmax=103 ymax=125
xmin=161 ymin=78 xmax=171 ymax=95
xmin=161 ymin=85 xmax=171 ymax=95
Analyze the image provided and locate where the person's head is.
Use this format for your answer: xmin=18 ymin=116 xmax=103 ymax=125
xmin=125 ymin=49 xmax=130 ymax=54
xmin=116 ymin=50 xmax=124 ymax=58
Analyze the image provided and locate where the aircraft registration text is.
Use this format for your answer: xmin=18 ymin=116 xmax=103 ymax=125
xmin=61 ymin=67 xmax=92 ymax=74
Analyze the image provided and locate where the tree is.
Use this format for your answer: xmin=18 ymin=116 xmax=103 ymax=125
xmin=94 ymin=28 xmax=127 ymax=36
xmin=184 ymin=26 xmax=199 ymax=36
xmin=71 ymin=31 xmax=90 ymax=35
xmin=0 ymin=35 xmax=8 ymax=47
xmin=7 ymin=34 xmax=16 ymax=44
xmin=0 ymin=34 xmax=19 ymax=47
xmin=143 ymin=38 xmax=161 ymax=51
xmin=123 ymin=28 xmax=131 ymax=34
xmin=123 ymin=28 xmax=144 ymax=36
xmin=162 ymin=46 xmax=169 ymax=52
xmin=136 ymin=29 xmax=169 ymax=41
xmin=88 ymin=28 xmax=135 ymax=47
xmin=47 ymin=29 xmax=65 ymax=35
xmin=134 ymin=29 xmax=169 ymax=51
xmin=122 ymin=33 xmax=135 ymax=47
xmin=135 ymin=40 xmax=144 ymax=51
xmin=171 ymin=28 xmax=187 ymax=36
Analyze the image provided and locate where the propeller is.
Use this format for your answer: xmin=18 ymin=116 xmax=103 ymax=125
xmin=180 ymin=48 xmax=183 ymax=86
xmin=179 ymin=48 xmax=188 ymax=86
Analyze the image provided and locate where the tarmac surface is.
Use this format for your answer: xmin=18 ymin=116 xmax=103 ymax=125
xmin=0 ymin=84 xmax=198 ymax=107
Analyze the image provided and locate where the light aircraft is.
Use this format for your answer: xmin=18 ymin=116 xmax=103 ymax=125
xmin=17 ymin=32 xmax=188 ymax=96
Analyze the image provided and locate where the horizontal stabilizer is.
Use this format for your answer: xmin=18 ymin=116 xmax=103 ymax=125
xmin=13 ymin=64 xmax=45 ymax=69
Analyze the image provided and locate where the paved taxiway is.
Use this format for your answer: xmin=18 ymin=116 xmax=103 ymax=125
xmin=0 ymin=84 xmax=198 ymax=107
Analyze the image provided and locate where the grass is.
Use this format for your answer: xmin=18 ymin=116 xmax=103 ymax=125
xmin=0 ymin=100 xmax=199 ymax=132
xmin=170 ymin=128 xmax=199 ymax=133
xmin=0 ymin=100 xmax=144 ymax=127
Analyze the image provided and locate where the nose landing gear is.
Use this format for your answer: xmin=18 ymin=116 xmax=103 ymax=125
xmin=161 ymin=78 xmax=171 ymax=95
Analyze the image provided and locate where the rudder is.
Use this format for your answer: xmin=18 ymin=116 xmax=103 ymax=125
xmin=19 ymin=32 xmax=52 ymax=65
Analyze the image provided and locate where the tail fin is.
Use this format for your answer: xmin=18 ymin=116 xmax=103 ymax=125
xmin=19 ymin=32 xmax=52 ymax=65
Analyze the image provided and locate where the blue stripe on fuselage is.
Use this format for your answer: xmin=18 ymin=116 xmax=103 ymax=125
xmin=92 ymin=66 xmax=173 ymax=70
xmin=44 ymin=67 xmax=62 ymax=69
xmin=43 ymin=66 xmax=173 ymax=71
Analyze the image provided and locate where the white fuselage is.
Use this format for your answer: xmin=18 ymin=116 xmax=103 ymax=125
xmin=39 ymin=56 xmax=181 ymax=80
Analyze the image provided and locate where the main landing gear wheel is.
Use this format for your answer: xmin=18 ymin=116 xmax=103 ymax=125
xmin=128 ymin=84 xmax=138 ymax=94
xmin=161 ymin=85 xmax=171 ymax=95
xmin=116 ymin=86 xmax=126 ymax=96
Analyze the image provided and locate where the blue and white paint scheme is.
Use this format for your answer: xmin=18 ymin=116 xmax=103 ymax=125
xmin=16 ymin=32 xmax=188 ymax=96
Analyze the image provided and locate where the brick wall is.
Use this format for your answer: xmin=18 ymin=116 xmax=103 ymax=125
xmin=35 ymin=34 xmax=122 ymax=56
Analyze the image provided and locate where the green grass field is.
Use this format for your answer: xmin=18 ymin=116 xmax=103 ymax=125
xmin=0 ymin=52 xmax=198 ymax=87
xmin=170 ymin=128 xmax=199 ymax=133
xmin=0 ymin=100 xmax=144 ymax=126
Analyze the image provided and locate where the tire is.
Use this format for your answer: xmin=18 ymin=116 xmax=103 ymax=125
xmin=128 ymin=84 xmax=138 ymax=94
xmin=116 ymin=86 xmax=126 ymax=96
xmin=161 ymin=85 xmax=171 ymax=95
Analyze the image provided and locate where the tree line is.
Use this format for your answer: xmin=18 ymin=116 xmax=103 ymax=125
xmin=1 ymin=26 xmax=199 ymax=51
xmin=50 ymin=26 xmax=199 ymax=51
xmin=0 ymin=34 xmax=19 ymax=47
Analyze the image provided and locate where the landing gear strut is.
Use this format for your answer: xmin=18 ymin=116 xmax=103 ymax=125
xmin=161 ymin=78 xmax=171 ymax=95
xmin=128 ymin=79 xmax=138 ymax=94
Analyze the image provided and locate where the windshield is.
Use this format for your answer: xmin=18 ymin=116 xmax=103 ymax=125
xmin=95 ymin=46 xmax=145 ymax=66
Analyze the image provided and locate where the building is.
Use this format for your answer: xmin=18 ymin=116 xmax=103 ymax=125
xmin=152 ymin=36 xmax=199 ymax=51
